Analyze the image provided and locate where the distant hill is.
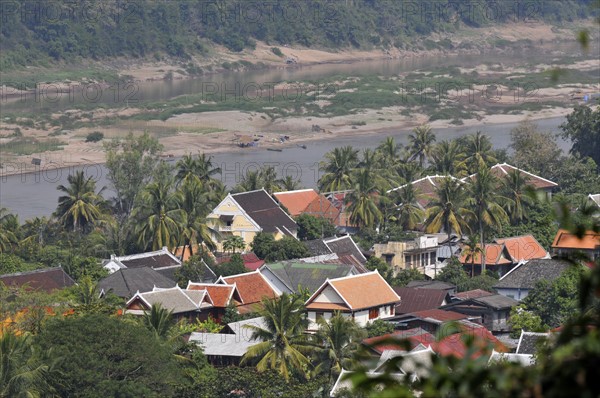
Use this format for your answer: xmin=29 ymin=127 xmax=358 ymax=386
xmin=0 ymin=0 xmax=596 ymax=70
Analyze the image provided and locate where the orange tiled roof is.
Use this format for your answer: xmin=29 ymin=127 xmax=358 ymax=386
xmin=303 ymin=195 xmax=341 ymax=222
xmin=307 ymin=272 xmax=400 ymax=311
xmin=273 ymin=189 xmax=320 ymax=216
xmin=459 ymin=243 xmax=513 ymax=266
xmin=221 ymin=271 xmax=278 ymax=304
xmin=187 ymin=283 xmax=241 ymax=307
xmin=552 ymin=229 xmax=600 ymax=250
xmin=495 ymin=235 xmax=547 ymax=262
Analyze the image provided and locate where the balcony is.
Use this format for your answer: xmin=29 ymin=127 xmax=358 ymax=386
xmin=219 ymin=225 xmax=233 ymax=232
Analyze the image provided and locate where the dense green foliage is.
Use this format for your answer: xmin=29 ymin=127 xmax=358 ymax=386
xmin=251 ymin=233 xmax=310 ymax=262
xmin=296 ymin=214 xmax=337 ymax=241
xmin=2 ymin=0 xmax=593 ymax=71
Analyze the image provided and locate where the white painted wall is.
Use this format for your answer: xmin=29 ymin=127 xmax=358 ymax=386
xmin=314 ymin=285 xmax=344 ymax=304
xmin=354 ymin=310 xmax=369 ymax=326
xmin=497 ymin=287 xmax=529 ymax=301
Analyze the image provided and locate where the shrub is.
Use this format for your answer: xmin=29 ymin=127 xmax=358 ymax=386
xmin=271 ymin=47 xmax=284 ymax=57
xmin=85 ymin=131 xmax=104 ymax=142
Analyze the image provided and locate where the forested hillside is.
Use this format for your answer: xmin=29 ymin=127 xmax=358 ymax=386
xmin=0 ymin=0 xmax=595 ymax=70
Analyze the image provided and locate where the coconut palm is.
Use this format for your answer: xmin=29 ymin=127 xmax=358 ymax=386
xmin=142 ymin=303 xmax=175 ymax=340
xmin=178 ymin=179 xmax=216 ymax=254
xmin=408 ymin=125 xmax=436 ymax=167
xmin=0 ymin=331 xmax=53 ymax=398
xmin=425 ymin=177 xmax=472 ymax=242
xmin=0 ymin=208 xmax=17 ymax=253
xmin=314 ymin=312 xmax=366 ymax=389
xmin=346 ymin=169 xmax=383 ymax=229
xmin=277 ymin=175 xmax=302 ymax=191
xmin=234 ymin=170 xmax=262 ymax=193
xmin=377 ymin=136 xmax=402 ymax=169
xmin=175 ymin=153 xmax=200 ymax=186
xmin=392 ymin=185 xmax=425 ymax=231
xmin=463 ymin=132 xmax=497 ymax=174
xmin=501 ymin=169 xmax=534 ymax=224
xmin=55 ymin=171 xmax=105 ymax=231
xmin=462 ymin=235 xmax=484 ymax=277
xmin=259 ymin=166 xmax=281 ymax=194
xmin=134 ymin=181 xmax=185 ymax=251
xmin=241 ymin=294 xmax=313 ymax=381
xmin=466 ymin=166 xmax=509 ymax=273
xmin=319 ymin=146 xmax=359 ymax=192
xmin=176 ymin=153 xmax=222 ymax=189
xmin=222 ymin=236 xmax=245 ymax=254
xmin=396 ymin=161 xmax=423 ymax=185
xmin=431 ymin=140 xmax=468 ymax=177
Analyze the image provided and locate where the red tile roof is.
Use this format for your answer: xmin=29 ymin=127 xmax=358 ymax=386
xmin=459 ymin=243 xmax=513 ymax=266
xmin=552 ymin=229 xmax=600 ymax=250
xmin=0 ymin=267 xmax=75 ymax=293
xmin=363 ymin=328 xmax=435 ymax=354
xmin=453 ymin=289 xmax=494 ymax=300
xmin=215 ymin=252 xmax=265 ymax=271
xmin=303 ymin=195 xmax=341 ymax=222
xmin=273 ymin=189 xmax=320 ymax=216
xmin=495 ymin=235 xmax=547 ymax=262
xmin=306 ymin=271 xmax=400 ymax=311
xmin=221 ymin=271 xmax=278 ymax=304
xmin=187 ymin=283 xmax=242 ymax=307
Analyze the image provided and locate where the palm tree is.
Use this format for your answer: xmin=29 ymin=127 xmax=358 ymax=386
xmin=396 ymin=161 xmax=423 ymax=185
xmin=462 ymin=235 xmax=483 ymax=277
xmin=314 ymin=312 xmax=366 ymax=390
xmin=235 ymin=170 xmax=262 ymax=193
xmin=259 ymin=166 xmax=281 ymax=194
xmin=178 ymin=179 xmax=216 ymax=255
xmin=431 ymin=140 xmax=468 ymax=177
xmin=392 ymin=185 xmax=425 ymax=231
xmin=241 ymin=294 xmax=313 ymax=381
xmin=19 ymin=216 xmax=49 ymax=247
xmin=425 ymin=177 xmax=472 ymax=243
xmin=466 ymin=166 xmax=509 ymax=273
xmin=0 ymin=208 xmax=17 ymax=253
xmin=0 ymin=331 xmax=53 ymax=397
xmin=501 ymin=169 xmax=533 ymax=224
xmin=175 ymin=153 xmax=200 ymax=186
xmin=463 ymin=132 xmax=497 ymax=174
xmin=142 ymin=303 xmax=175 ymax=340
xmin=134 ymin=181 xmax=185 ymax=251
xmin=222 ymin=236 xmax=245 ymax=254
xmin=319 ymin=146 xmax=359 ymax=192
xmin=176 ymin=153 xmax=222 ymax=189
xmin=346 ymin=169 xmax=383 ymax=229
xmin=277 ymin=175 xmax=302 ymax=191
xmin=55 ymin=171 xmax=105 ymax=231
xmin=408 ymin=125 xmax=436 ymax=167
xmin=377 ymin=136 xmax=402 ymax=169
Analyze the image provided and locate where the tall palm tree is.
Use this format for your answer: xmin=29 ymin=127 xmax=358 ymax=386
xmin=314 ymin=312 xmax=366 ymax=390
xmin=0 ymin=208 xmax=17 ymax=253
xmin=235 ymin=170 xmax=262 ymax=193
xmin=55 ymin=171 xmax=105 ymax=231
xmin=19 ymin=216 xmax=49 ymax=247
xmin=463 ymin=132 xmax=497 ymax=174
xmin=466 ymin=166 xmax=509 ymax=273
xmin=501 ymin=169 xmax=533 ymax=224
xmin=241 ymin=294 xmax=313 ymax=381
xmin=195 ymin=153 xmax=222 ymax=188
xmin=134 ymin=181 xmax=185 ymax=251
xmin=346 ymin=169 xmax=383 ymax=229
xmin=222 ymin=236 xmax=245 ymax=254
xmin=142 ymin=303 xmax=175 ymax=340
xmin=462 ymin=235 xmax=483 ymax=277
xmin=408 ymin=125 xmax=436 ymax=167
xmin=377 ymin=136 xmax=402 ymax=169
xmin=259 ymin=166 xmax=281 ymax=194
xmin=0 ymin=331 xmax=53 ymax=397
xmin=396 ymin=161 xmax=423 ymax=185
xmin=319 ymin=146 xmax=359 ymax=192
xmin=176 ymin=153 xmax=222 ymax=189
xmin=393 ymin=185 xmax=425 ymax=231
xmin=431 ymin=140 xmax=468 ymax=177
xmin=178 ymin=179 xmax=216 ymax=255
xmin=425 ymin=177 xmax=472 ymax=242
xmin=277 ymin=175 xmax=302 ymax=191
xmin=175 ymin=153 xmax=200 ymax=186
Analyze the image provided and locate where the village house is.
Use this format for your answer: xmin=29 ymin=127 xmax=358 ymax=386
xmin=125 ymin=286 xmax=214 ymax=322
xmin=551 ymin=229 xmax=600 ymax=261
xmin=206 ymin=189 xmax=298 ymax=251
xmin=97 ymin=267 xmax=178 ymax=299
xmin=458 ymin=235 xmax=549 ymax=277
xmin=494 ymin=258 xmax=572 ymax=301
xmin=186 ymin=282 xmax=244 ymax=323
xmin=303 ymin=235 xmax=368 ymax=267
xmin=441 ymin=294 xmax=519 ymax=333
xmin=102 ymin=247 xmax=183 ymax=280
xmin=304 ymin=271 xmax=401 ymax=330
xmin=392 ymin=287 xmax=451 ymax=315
xmin=216 ymin=270 xmax=280 ymax=314
xmin=372 ymin=235 xmax=442 ymax=277
xmin=0 ymin=267 xmax=75 ymax=293
xmin=388 ymin=309 xmax=472 ymax=335
xmin=273 ymin=188 xmax=341 ymax=223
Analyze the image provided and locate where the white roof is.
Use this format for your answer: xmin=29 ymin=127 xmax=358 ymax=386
xmin=488 ymin=350 xmax=536 ymax=366
xmin=189 ymin=332 xmax=260 ymax=357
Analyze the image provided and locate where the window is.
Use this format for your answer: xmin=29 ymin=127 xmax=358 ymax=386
xmin=429 ymin=252 xmax=436 ymax=265
xmin=369 ymin=308 xmax=379 ymax=320
xmin=404 ymin=255 xmax=411 ymax=267
xmin=384 ymin=254 xmax=394 ymax=265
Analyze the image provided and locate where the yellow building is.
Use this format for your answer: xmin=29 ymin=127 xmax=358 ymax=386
xmin=207 ymin=189 xmax=298 ymax=252
xmin=372 ymin=235 xmax=440 ymax=275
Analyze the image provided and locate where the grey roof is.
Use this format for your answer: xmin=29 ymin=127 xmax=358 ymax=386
xmin=221 ymin=317 xmax=268 ymax=336
xmin=473 ymin=294 xmax=519 ymax=310
xmin=516 ymin=331 xmax=550 ymax=355
xmin=303 ymin=239 xmax=334 ymax=256
xmin=436 ymin=245 xmax=460 ymax=259
xmin=189 ymin=332 xmax=260 ymax=357
xmin=494 ymin=259 xmax=572 ymax=290
xmin=119 ymin=252 xmax=180 ymax=269
xmin=324 ymin=235 xmax=367 ymax=263
xmin=264 ymin=261 xmax=357 ymax=293
xmin=393 ymin=287 xmax=449 ymax=314
xmin=407 ymin=280 xmax=456 ymax=291
xmin=98 ymin=267 xmax=177 ymax=298
xmin=134 ymin=288 xmax=209 ymax=314
xmin=231 ymin=189 xmax=297 ymax=234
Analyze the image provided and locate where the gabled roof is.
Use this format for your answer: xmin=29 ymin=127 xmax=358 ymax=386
xmin=363 ymin=328 xmax=435 ymax=354
xmin=273 ymin=189 xmax=320 ymax=216
xmin=103 ymin=247 xmax=182 ymax=274
xmin=404 ymin=309 xmax=468 ymax=323
xmin=488 ymin=163 xmax=558 ymax=190
xmin=220 ymin=316 xmax=268 ymax=335
xmin=494 ymin=235 xmax=548 ymax=263
xmin=0 ymin=267 xmax=75 ymax=293
xmin=189 ymin=332 xmax=259 ymax=357
xmin=126 ymin=286 xmax=213 ymax=314
xmin=230 ymin=189 xmax=298 ymax=234
xmin=488 ymin=350 xmax=535 ymax=366
xmin=459 ymin=243 xmax=513 ymax=266
xmin=406 ymin=280 xmax=455 ymax=291
xmin=494 ymin=259 xmax=572 ymax=290
xmin=443 ymin=294 xmax=518 ymax=311
xmin=215 ymin=252 xmax=265 ymax=271
xmin=260 ymin=261 xmax=358 ymax=294
xmin=551 ymin=229 xmax=600 ymax=250
xmin=589 ymin=194 xmax=600 ymax=207
xmin=388 ymin=175 xmax=461 ymax=208
xmin=374 ymin=345 xmax=435 ymax=378
xmin=453 ymin=289 xmax=494 ymax=300
xmin=98 ymin=267 xmax=177 ymax=298
xmin=516 ymin=330 xmax=550 ymax=355
xmin=303 ymin=238 xmax=334 ymax=256
xmin=306 ymin=271 xmax=401 ymax=311
xmin=324 ymin=235 xmax=367 ymax=263
xmin=393 ymin=287 xmax=449 ymax=314
xmin=303 ymin=194 xmax=341 ymax=222
xmin=187 ymin=282 xmax=243 ymax=307
xmin=219 ymin=270 xmax=279 ymax=304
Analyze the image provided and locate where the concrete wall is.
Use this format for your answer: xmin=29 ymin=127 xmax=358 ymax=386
xmin=496 ymin=287 xmax=529 ymax=301
xmin=314 ymin=285 xmax=343 ymax=304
